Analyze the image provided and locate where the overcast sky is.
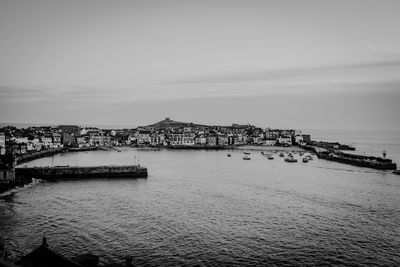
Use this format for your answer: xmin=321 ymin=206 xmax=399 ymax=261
xmin=1 ymin=0 xmax=400 ymax=130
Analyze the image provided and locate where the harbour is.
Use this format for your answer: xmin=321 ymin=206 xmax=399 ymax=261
xmin=1 ymin=146 xmax=399 ymax=266
xmin=2 ymin=1 xmax=400 ymax=265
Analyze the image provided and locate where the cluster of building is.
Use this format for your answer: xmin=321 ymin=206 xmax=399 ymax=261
xmin=0 ymin=125 xmax=120 ymax=157
xmin=0 ymin=118 xmax=312 ymax=157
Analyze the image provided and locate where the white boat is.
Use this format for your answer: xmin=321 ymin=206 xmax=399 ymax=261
xmin=243 ymin=155 xmax=251 ymax=160
xmin=267 ymin=154 xmax=274 ymax=160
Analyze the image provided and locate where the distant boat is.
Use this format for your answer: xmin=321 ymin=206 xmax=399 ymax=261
xmin=285 ymin=156 xmax=297 ymax=163
xmin=227 ymin=153 xmax=231 ymax=157
xmin=117 ymin=150 xmax=122 ymax=152
xmin=302 ymin=157 xmax=309 ymax=163
xmin=279 ymin=152 xmax=285 ymax=157
xmin=267 ymin=154 xmax=274 ymax=160
xmin=243 ymin=155 xmax=251 ymax=160
xmin=244 ymin=151 xmax=251 ymax=155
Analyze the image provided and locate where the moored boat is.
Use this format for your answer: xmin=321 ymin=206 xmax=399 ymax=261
xmin=243 ymin=155 xmax=251 ymax=160
xmin=227 ymin=153 xmax=231 ymax=157
xmin=267 ymin=154 xmax=274 ymax=160
xmin=244 ymin=151 xmax=251 ymax=155
xmin=302 ymin=157 xmax=309 ymax=163
xmin=285 ymin=156 xmax=297 ymax=163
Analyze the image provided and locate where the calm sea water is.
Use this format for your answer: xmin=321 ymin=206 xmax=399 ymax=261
xmin=1 ymin=130 xmax=400 ymax=266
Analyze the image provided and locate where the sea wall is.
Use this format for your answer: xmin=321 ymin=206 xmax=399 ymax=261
xmin=0 ymin=169 xmax=32 ymax=193
xmin=317 ymin=152 xmax=397 ymax=170
xmin=15 ymin=165 xmax=148 ymax=180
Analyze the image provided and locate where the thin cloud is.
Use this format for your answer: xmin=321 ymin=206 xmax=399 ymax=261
xmin=168 ymin=58 xmax=400 ymax=86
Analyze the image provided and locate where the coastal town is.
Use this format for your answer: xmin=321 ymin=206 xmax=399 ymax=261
xmin=0 ymin=118 xmax=398 ymax=193
xmin=0 ymin=118 xmax=315 ymax=157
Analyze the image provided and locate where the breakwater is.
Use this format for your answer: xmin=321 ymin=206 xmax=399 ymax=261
xmin=317 ymin=151 xmax=397 ymax=170
xmin=15 ymin=165 xmax=148 ymax=180
xmin=300 ymin=144 xmax=397 ymax=170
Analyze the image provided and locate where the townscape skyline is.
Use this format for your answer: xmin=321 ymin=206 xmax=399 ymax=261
xmin=1 ymin=0 xmax=400 ymax=130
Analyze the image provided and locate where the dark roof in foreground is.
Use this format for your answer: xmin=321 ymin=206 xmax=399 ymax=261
xmin=15 ymin=243 xmax=83 ymax=267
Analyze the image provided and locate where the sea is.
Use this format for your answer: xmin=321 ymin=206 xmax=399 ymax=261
xmin=0 ymin=129 xmax=399 ymax=266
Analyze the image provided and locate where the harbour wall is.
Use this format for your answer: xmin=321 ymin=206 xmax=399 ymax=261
xmin=15 ymin=165 xmax=148 ymax=180
xmin=0 ymin=169 xmax=31 ymax=193
xmin=299 ymin=144 xmax=397 ymax=170
xmin=317 ymin=152 xmax=397 ymax=170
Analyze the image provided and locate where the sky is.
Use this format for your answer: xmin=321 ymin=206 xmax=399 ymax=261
xmin=1 ymin=0 xmax=400 ymax=130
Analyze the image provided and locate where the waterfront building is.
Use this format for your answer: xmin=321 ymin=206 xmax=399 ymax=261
xmin=294 ymin=134 xmax=304 ymax=145
xmin=150 ymin=134 xmax=162 ymax=146
xmin=277 ymin=136 xmax=292 ymax=146
xmin=252 ymin=136 xmax=262 ymax=144
xmin=9 ymin=144 xmax=28 ymax=155
xmin=170 ymin=133 xmax=184 ymax=146
xmin=14 ymin=137 xmax=29 ymax=144
xmin=76 ymin=136 xmax=90 ymax=148
xmin=265 ymin=130 xmax=279 ymax=140
xmin=127 ymin=135 xmax=137 ymax=145
xmin=217 ymin=135 xmax=229 ymax=146
xmin=40 ymin=136 xmax=53 ymax=149
xmin=137 ymin=133 xmax=151 ymax=145
xmin=206 ymin=134 xmax=217 ymax=146
xmin=195 ymin=135 xmax=207 ymax=146
xmin=52 ymin=133 xmax=61 ymax=145
xmin=0 ymin=132 xmax=5 ymax=155
xmin=182 ymin=132 xmax=195 ymax=146
xmin=264 ymin=139 xmax=277 ymax=146
xmin=235 ymin=134 xmax=247 ymax=145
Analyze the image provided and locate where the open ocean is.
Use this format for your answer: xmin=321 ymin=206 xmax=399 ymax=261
xmin=1 ymin=129 xmax=399 ymax=266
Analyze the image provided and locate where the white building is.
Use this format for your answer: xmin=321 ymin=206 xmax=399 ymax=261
xmin=0 ymin=132 xmax=5 ymax=155
xmin=263 ymin=139 xmax=277 ymax=146
xmin=277 ymin=136 xmax=292 ymax=146
xmin=15 ymin=137 xmax=28 ymax=144
xmin=40 ymin=137 xmax=53 ymax=148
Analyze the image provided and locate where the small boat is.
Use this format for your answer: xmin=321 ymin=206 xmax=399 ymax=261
xmin=306 ymin=155 xmax=313 ymax=160
xmin=267 ymin=154 xmax=274 ymax=160
xmin=285 ymin=156 xmax=297 ymax=163
xmin=302 ymin=157 xmax=309 ymax=163
xmin=244 ymin=151 xmax=251 ymax=155
xmin=279 ymin=152 xmax=285 ymax=157
xmin=117 ymin=150 xmax=122 ymax=152
xmin=227 ymin=153 xmax=231 ymax=157
xmin=243 ymin=155 xmax=251 ymax=160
